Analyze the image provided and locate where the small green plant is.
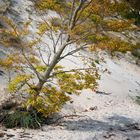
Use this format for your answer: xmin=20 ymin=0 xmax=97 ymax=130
xmin=3 ymin=110 xmax=46 ymax=128
xmin=124 ymin=11 xmax=140 ymax=25
xmin=135 ymin=96 xmax=140 ymax=105
xmin=132 ymin=48 xmax=140 ymax=59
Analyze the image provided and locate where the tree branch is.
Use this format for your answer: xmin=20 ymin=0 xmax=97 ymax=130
xmin=59 ymin=43 xmax=88 ymax=60
xmin=50 ymin=67 xmax=95 ymax=78
xmin=21 ymin=49 xmax=42 ymax=81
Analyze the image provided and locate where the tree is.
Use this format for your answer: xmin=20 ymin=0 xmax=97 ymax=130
xmin=125 ymin=0 xmax=140 ymax=10
xmin=0 ymin=0 xmax=138 ymax=122
xmin=123 ymin=0 xmax=140 ymax=25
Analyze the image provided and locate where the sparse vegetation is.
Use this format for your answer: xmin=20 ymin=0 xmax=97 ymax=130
xmin=135 ymin=96 xmax=140 ymax=105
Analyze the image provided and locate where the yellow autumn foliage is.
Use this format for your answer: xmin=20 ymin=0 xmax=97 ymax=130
xmin=8 ymin=74 xmax=32 ymax=92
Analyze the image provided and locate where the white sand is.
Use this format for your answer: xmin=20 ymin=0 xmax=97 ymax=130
xmin=0 ymin=54 xmax=140 ymax=140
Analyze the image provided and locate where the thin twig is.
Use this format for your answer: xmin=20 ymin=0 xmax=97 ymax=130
xmin=51 ymin=114 xmax=88 ymax=126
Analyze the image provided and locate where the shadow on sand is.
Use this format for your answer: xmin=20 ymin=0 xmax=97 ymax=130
xmin=52 ymin=114 xmax=140 ymax=139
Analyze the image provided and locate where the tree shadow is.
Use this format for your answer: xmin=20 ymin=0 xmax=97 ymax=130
xmin=54 ymin=114 xmax=140 ymax=139
xmin=58 ymin=115 xmax=136 ymax=131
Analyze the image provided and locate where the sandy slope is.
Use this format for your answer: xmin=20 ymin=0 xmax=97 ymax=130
xmin=0 ymin=53 xmax=140 ymax=140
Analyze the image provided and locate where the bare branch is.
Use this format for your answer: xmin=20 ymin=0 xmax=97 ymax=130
xmin=37 ymin=46 xmax=48 ymax=66
xmin=70 ymin=0 xmax=86 ymax=29
xmin=21 ymin=49 xmax=42 ymax=81
xmin=59 ymin=43 xmax=88 ymax=60
xmin=75 ymin=0 xmax=93 ymax=23
xmin=69 ymin=0 xmax=76 ymax=26
xmin=50 ymin=67 xmax=96 ymax=78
